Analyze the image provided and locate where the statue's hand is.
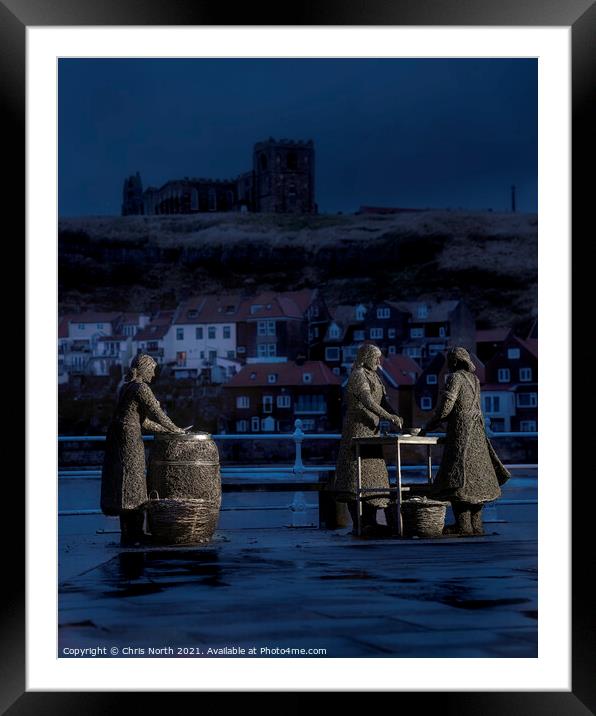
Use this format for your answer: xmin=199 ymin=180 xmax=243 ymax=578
xmin=391 ymin=415 xmax=404 ymax=430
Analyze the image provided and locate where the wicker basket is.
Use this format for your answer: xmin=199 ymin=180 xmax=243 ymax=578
xmin=143 ymin=490 xmax=220 ymax=545
xmin=401 ymin=497 xmax=448 ymax=538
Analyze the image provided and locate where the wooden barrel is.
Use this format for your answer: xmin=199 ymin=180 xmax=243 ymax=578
xmin=147 ymin=432 xmax=221 ymax=543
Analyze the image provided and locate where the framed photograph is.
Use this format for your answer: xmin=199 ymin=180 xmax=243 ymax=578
xmin=9 ymin=0 xmax=592 ymax=707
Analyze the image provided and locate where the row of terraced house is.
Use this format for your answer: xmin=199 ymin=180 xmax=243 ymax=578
xmin=58 ymin=290 xmax=537 ymax=433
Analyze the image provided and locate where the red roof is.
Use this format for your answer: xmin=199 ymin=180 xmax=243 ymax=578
xmin=135 ymin=311 xmax=175 ymax=341
xmin=381 ymin=355 xmax=421 ymax=386
xmin=236 ymin=290 xmax=316 ymax=321
xmin=67 ymin=312 xmax=121 ymax=324
xmin=516 ymin=337 xmax=538 ymax=358
xmin=58 ymin=315 xmax=72 ymax=338
xmin=174 ymin=295 xmax=244 ymax=324
xmin=476 ymin=328 xmax=511 ymax=343
xmin=225 ymin=361 xmax=341 ymax=388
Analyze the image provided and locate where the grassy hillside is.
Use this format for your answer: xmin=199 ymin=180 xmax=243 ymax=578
xmin=59 ymin=210 xmax=537 ymax=328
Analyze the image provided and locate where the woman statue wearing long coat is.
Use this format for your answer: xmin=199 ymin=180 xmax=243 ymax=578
xmin=101 ymin=353 xmax=185 ymax=545
xmin=422 ymin=346 xmax=511 ymax=536
xmin=334 ymin=343 xmax=403 ymax=535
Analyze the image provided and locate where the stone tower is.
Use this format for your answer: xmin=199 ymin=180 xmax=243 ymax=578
xmin=253 ymin=138 xmax=316 ymax=214
xmin=121 ymin=172 xmax=144 ymax=216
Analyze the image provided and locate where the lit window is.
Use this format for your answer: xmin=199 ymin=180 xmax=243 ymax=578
xmin=236 ymin=396 xmax=250 ymax=409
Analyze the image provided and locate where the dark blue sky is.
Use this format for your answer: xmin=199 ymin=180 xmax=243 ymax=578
xmin=58 ymin=58 xmax=537 ymax=216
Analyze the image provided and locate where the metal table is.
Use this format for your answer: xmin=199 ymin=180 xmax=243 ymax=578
xmin=352 ymin=434 xmax=440 ymax=537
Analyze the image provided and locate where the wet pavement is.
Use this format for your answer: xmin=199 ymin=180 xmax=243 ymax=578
xmin=59 ymin=475 xmax=537 ymax=658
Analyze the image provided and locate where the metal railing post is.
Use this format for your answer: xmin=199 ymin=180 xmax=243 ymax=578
xmin=293 ymin=419 xmax=305 ymax=479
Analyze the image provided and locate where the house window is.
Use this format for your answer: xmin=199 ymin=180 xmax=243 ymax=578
xmin=295 ymin=395 xmax=326 ymax=413
xmin=176 ymin=352 xmax=186 ymax=366
xmin=484 ymin=396 xmax=501 ymax=413
xmin=377 ymin=308 xmax=390 ymax=319
xmin=370 ymin=328 xmax=383 ymax=339
xmin=176 ymin=328 xmax=184 ymax=341
xmin=353 ymin=330 xmax=365 ymax=341
xmin=355 ymin=306 xmax=366 ymax=321
xmin=421 ymin=397 xmax=432 ymax=410
xmin=517 ymin=393 xmax=537 ymax=408
xmin=237 ymin=346 xmax=246 ymax=354
xmin=388 ymin=346 xmax=396 ymax=355
xmin=195 ymin=327 xmax=203 ymax=340
xmin=78 ymin=323 xmax=85 ymax=329
xmin=208 ymin=326 xmax=216 ymax=340
xmin=405 ymin=347 xmax=422 ymax=358
xmin=261 ymin=416 xmax=276 ymax=432
xmin=388 ymin=329 xmax=396 ymax=339
xmin=263 ymin=396 xmax=273 ymax=413
xmin=223 ymin=326 xmax=231 ymax=339
xmin=250 ymin=304 xmax=263 ymax=314
xmin=300 ymin=419 xmax=316 ymax=431
xmin=236 ymin=420 xmax=248 ymax=433
xmin=520 ymin=367 xmax=532 ymax=382
xmin=429 ymin=344 xmax=444 ymax=356
xmin=251 ymin=416 xmax=260 ymax=432
xmin=329 ymin=324 xmax=341 ymax=339
xmin=236 ymin=396 xmax=250 ymax=409
xmin=267 ymin=373 xmax=277 ymax=384
xmin=325 ymin=347 xmax=340 ymax=361
xmin=410 ymin=327 xmax=424 ymax=338
xmin=439 ymin=326 xmax=446 ymax=337
xmin=426 ymin=374 xmax=437 ymax=384
xmin=498 ymin=368 xmax=510 ymax=383
xmin=257 ymin=321 xmax=267 ymax=336
xmin=96 ymin=323 xmax=104 ymax=329
xmin=302 ymin=373 xmax=313 ymax=383
xmin=227 ymin=350 xmax=235 ymax=359
xmin=520 ymin=420 xmax=537 ymax=431
xmin=508 ymin=348 xmax=521 ymax=359
xmin=417 ymin=305 xmax=428 ymax=319
xmin=188 ymin=310 xmax=198 ymax=319
xmin=258 ymin=343 xmax=276 ymax=357
xmin=332 ymin=367 xmax=341 ymax=376
xmin=200 ymin=351 xmax=205 ymax=359
xmin=277 ymin=395 xmax=291 ymax=408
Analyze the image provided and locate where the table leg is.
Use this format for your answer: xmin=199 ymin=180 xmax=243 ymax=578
xmin=396 ymin=442 xmax=403 ymax=537
xmin=356 ymin=442 xmax=362 ymax=537
xmin=427 ymin=444 xmax=433 ymax=484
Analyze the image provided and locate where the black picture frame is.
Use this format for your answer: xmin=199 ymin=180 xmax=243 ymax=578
xmin=9 ymin=0 xmax=594 ymax=708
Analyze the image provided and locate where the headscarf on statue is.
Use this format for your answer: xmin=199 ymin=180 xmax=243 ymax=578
xmin=354 ymin=343 xmax=383 ymax=372
xmin=446 ymin=346 xmax=476 ymax=373
xmin=124 ymin=353 xmax=157 ymax=384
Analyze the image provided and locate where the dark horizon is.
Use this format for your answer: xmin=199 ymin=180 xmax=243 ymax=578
xmin=59 ymin=58 xmax=537 ymax=217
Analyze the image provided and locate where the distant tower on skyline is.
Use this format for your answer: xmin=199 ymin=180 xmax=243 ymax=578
xmin=122 ymin=172 xmax=144 ymax=215
xmin=253 ymin=138 xmax=317 ymax=214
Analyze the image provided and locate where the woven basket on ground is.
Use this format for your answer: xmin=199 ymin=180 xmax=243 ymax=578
xmin=401 ymin=497 xmax=448 ymax=538
xmin=143 ymin=490 xmax=220 ymax=545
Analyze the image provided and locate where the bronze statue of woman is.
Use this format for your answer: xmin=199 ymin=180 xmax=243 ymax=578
xmin=100 ymin=353 xmax=185 ymax=546
xmin=422 ymin=346 xmax=511 ymax=536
